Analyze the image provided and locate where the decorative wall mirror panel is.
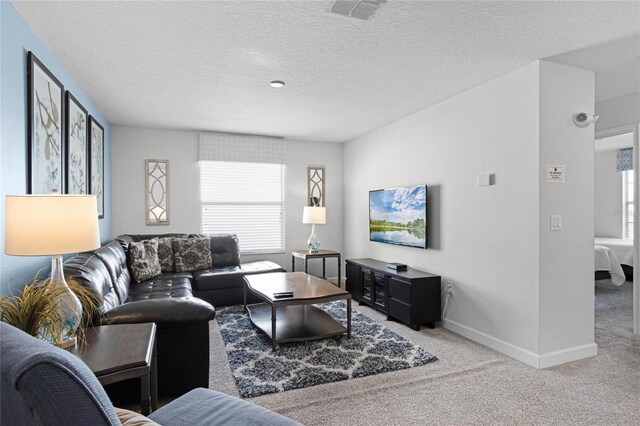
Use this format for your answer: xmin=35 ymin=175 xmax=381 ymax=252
xmin=145 ymin=159 xmax=169 ymax=225
xmin=307 ymin=166 xmax=325 ymax=207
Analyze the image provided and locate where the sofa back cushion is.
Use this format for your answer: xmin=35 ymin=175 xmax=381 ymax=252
xmin=190 ymin=234 xmax=240 ymax=267
xmin=0 ymin=323 xmax=120 ymax=426
xmin=94 ymin=241 xmax=131 ymax=304
xmin=115 ymin=233 xmax=240 ymax=270
xmin=115 ymin=234 xmax=190 ymax=255
xmin=64 ymin=253 xmax=120 ymax=315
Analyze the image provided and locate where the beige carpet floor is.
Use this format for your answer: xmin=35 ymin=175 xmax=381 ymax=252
xmin=207 ymin=280 xmax=639 ymax=425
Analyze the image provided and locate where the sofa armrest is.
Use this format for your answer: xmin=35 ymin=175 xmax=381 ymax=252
xmin=148 ymin=388 xmax=302 ymax=426
xmin=102 ymin=298 xmax=215 ymax=326
xmin=1 ymin=323 xmax=120 ymax=426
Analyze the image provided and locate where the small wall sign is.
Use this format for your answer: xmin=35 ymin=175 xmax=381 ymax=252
xmin=547 ymin=165 xmax=565 ymax=183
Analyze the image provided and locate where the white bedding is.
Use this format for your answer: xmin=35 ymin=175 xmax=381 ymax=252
xmin=594 ymin=237 xmax=634 ymax=267
xmin=595 ymin=245 xmax=626 ymax=286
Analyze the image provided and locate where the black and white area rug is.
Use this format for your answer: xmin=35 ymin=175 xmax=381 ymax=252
xmin=216 ymin=301 xmax=438 ymax=398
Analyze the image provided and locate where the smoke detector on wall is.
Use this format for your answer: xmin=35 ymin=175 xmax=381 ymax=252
xmin=572 ymin=112 xmax=599 ymax=128
xmin=330 ymin=0 xmax=387 ymax=20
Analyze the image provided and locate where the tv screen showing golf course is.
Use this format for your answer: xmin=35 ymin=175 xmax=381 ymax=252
xmin=369 ymin=185 xmax=427 ymax=249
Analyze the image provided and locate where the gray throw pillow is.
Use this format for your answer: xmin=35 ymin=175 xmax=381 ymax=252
xmin=128 ymin=238 xmax=162 ymax=282
xmin=157 ymin=237 xmax=174 ymax=273
xmin=172 ymin=238 xmax=212 ymax=272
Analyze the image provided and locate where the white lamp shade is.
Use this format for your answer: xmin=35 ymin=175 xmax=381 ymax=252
xmin=5 ymin=194 xmax=101 ymax=256
xmin=302 ymin=206 xmax=326 ymax=225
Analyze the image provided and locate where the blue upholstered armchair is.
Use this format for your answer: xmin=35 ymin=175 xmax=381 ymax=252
xmin=0 ymin=323 xmax=301 ymax=426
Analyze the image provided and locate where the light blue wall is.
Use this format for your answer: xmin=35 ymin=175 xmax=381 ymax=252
xmin=0 ymin=1 xmax=111 ymax=295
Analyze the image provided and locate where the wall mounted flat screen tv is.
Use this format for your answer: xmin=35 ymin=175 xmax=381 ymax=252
xmin=369 ymin=185 xmax=427 ymax=249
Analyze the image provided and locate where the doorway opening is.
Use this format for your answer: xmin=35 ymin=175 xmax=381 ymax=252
xmin=594 ymin=126 xmax=639 ymax=336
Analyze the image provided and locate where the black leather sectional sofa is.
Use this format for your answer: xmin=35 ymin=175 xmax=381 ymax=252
xmin=63 ymin=233 xmax=285 ymax=396
xmin=115 ymin=233 xmax=285 ymax=307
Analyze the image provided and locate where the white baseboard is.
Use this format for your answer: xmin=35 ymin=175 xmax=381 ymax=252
xmin=538 ymin=343 xmax=598 ymax=368
xmin=442 ymin=318 xmax=540 ymax=367
xmin=442 ymin=318 xmax=597 ymax=369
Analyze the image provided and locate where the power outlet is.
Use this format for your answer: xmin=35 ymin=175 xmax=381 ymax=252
xmin=445 ymin=279 xmax=454 ymax=295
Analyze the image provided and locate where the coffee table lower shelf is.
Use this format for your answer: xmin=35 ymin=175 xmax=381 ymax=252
xmin=246 ymin=304 xmax=349 ymax=350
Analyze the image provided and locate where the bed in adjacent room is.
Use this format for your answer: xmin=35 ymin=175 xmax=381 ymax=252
xmin=595 ymin=237 xmax=634 ymax=281
xmin=595 ymin=245 xmax=626 ymax=286
xmin=594 ymin=238 xmax=634 ymax=267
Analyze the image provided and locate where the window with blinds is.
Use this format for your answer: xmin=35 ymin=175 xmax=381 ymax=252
xmin=200 ymin=161 xmax=285 ymax=254
xmin=622 ymin=169 xmax=634 ymax=240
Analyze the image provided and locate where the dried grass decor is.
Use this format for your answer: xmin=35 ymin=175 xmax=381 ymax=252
xmin=0 ymin=276 xmax=102 ymax=345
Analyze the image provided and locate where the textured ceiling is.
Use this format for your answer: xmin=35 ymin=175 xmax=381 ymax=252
xmin=13 ymin=1 xmax=640 ymax=142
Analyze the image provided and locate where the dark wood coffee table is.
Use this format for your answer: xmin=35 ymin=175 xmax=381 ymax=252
xmin=243 ymin=272 xmax=351 ymax=351
xmin=68 ymin=323 xmax=157 ymax=415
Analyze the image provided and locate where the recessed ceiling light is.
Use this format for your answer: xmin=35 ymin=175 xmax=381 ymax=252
xmin=270 ymin=80 xmax=285 ymax=88
xmin=331 ymin=0 xmax=387 ymax=20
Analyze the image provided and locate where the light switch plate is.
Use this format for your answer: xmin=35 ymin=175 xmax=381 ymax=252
xmin=550 ymin=214 xmax=562 ymax=231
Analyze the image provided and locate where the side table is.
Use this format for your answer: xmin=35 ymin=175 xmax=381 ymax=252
xmin=68 ymin=323 xmax=157 ymax=415
xmin=291 ymin=249 xmax=341 ymax=286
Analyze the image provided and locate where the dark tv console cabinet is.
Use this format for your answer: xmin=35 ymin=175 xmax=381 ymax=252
xmin=345 ymin=258 xmax=441 ymax=330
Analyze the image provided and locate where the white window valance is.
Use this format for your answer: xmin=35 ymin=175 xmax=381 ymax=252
xmin=199 ymin=132 xmax=286 ymax=164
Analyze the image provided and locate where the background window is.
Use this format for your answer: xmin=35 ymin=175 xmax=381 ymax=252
xmin=622 ymin=169 xmax=634 ymax=240
xmin=200 ymin=161 xmax=285 ymax=254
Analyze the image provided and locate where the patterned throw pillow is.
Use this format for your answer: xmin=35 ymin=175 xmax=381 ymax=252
xmin=157 ymin=237 xmax=174 ymax=272
xmin=115 ymin=407 xmax=160 ymax=426
xmin=128 ymin=238 xmax=162 ymax=282
xmin=172 ymin=238 xmax=212 ymax=272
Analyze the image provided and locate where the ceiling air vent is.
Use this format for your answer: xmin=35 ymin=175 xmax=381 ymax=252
xmin=330 ymin=0 xmax=387 ymax=20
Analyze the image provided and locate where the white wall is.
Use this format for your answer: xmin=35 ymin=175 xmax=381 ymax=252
xmin=537 ymin=61 xmax=595 ymax=364
xmin=344 ymin=62 xmax=542 ymax=357
xmin=111 ymin=126 xmax=344 ymax=278
xmin=272 ymin=140 xmax=344 ymax=278
xmin=344 ymin=60 xmax=596 ymax=367
xmin=111 ymin=128 xmax=201 ymax=234
xmin=594 ymin=150 xmax=622 ymax=238
xmin=596 ymin=92 xmax=640 ymax=131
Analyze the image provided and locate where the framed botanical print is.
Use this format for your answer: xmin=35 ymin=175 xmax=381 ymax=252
xmin=89 ymin=116 xmax=104 ymax=218
xmin=65 ymin=92 xmax=88 ymax=194
xmin=27 ymin=52 xmax=65 ymax=194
